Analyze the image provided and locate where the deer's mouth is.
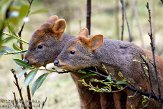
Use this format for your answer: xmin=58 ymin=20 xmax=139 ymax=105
xmin=28 ymin=59 xmax=45 ymax=68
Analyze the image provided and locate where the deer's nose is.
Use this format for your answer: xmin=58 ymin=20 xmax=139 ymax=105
xmin=54 ymin=59 xmax=59 ymax=66
xmin=23 ymin=58 xmax=29 ymax=64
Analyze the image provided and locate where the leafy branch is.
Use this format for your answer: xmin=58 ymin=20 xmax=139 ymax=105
xmin=3 ymin=32 xmax=29 ymax=44
xmin=80 ymin=68 xmax=163 ymax=102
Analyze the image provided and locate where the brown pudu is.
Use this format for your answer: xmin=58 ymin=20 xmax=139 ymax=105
xmin=55 ymin=28 xmax=163 ymax=109
xmin=25 ymin=16 xmax=116 ymax=109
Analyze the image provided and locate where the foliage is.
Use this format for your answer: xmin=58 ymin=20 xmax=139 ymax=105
xmin=0 ymin=0 xmax=51 ymax=99
xmin=78 ymin=69 xmax=128 ymax=93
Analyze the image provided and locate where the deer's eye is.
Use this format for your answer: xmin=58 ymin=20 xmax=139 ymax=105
xmin=70 ymin=50 xmax=75 ymax=55
xmin=37 ymin=45 xmax=43 ymax=49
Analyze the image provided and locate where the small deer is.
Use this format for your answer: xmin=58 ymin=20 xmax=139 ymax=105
xmin=55 ymin=28 xmax=163 ymax=109
xmin=24 ymin=16 xmax=116 ymax=109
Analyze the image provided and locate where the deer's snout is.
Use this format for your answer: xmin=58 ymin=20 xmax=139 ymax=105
xmin=54 ymin=59 xmax=59 ymax=66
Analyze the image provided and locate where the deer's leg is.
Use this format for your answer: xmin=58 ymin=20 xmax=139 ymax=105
xmin=113 ymin=92 xmax=122 ymax=109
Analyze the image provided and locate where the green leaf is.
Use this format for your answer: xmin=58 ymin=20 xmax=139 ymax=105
xmin=18 ymin=69 xmax=28 ymax=78
xmin=0 ymin=46 xmax=13 ymax=55
xmin=6 ymin=22 xmax=16 ymax=35
xmin=13 ymin=59 xmax=30 ymax=68
xmin=0 ymin=0 xmax=11 ymax=19
xmin=80 ymin=73 xmax=96 ymax=79
xmin=116 ymin=81 xmax=128 ymax=85
xmin=13 ymin=43 xmax=21 ymax=51
xmin=106 ymin=75 xmax=112 ymax=81
xmin=24 ymin=69 xmax=38 ymax=85
xmin=18 ymin=4 xmax=29 ymax=20
xmin=77 ymin=70 xmax=87 ymax=74
xmin=32 ymin=73 xmax=49 ymax=96
xmin=2 ymin=36 xmax=14 ymax=43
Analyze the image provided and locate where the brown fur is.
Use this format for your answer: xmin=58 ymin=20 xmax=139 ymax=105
xmin=56 ymin=28 xmax=163 ymax=109
xmin=25 ymin=16 xmax=116 ymax=109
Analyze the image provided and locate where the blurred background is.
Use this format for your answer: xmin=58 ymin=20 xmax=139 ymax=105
xmin=0 ymin=0 xmax=163 ymax=109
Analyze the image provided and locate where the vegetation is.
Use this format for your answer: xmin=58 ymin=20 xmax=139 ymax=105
xmin=0 ymin=0 xmax=163 ymax=109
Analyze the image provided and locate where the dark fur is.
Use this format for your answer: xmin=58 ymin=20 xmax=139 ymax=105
xmin=56 ymin=34 xmax=163 ymax=109
xmin=25 ymin=16 xmax=116 ymax=109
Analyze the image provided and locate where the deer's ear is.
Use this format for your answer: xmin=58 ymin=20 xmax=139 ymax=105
xmin=47 ymin=15 xmax=59 ymax=24
xmin=40 ymin=15 xmax=59 ymax=29
xmin=52 ymin=19 xmax=66 ymax=39
xmin=88 ymin=34 xmax=103 ymax=51
xmin=78 ymin=36 xmax=90 ymax=45
xmin=78 ymin=28 xmax=89 ymax=37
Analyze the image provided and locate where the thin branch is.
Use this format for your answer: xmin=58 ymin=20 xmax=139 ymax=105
xmin=120 ymin=0 xmax=125 ymax=41
xmin=3 ymin=32 xmax=29 ymax=44
xmin=1 ymin=50 xmax=27 ymax=55
xmin=115 ymin=0 xmax=120 ymax=39
xmin=161 ymin=0 xmax=163 ymax=4
xmin=39 ymin=68 xmax=69 ymax=74
xmin=11 ymin=69 xmax=27 ymax=109
xmin=120 ymin=0 xmax=132 ymax=42
xmin=17 ymin=0 xmax=34 ymax=109
xmin=139 ymin=55 xmax=155 ymax=95
xmin=86 ymin=0 xmax=91 ymax=35
xmin=146 ymin=2 xmax=162 ymax=104
xmin=41 ymin=97 xmax=47 ymax=109
xmin=13 ymin=92 xmax=19 ymax=109
xmin=85 ymin=69 xmax=163 ymax=102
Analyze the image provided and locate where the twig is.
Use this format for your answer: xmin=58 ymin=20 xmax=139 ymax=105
xmin=1 ymin=50 xmax=27 ymax=55
xmin=120 ymin=0 xmax=125 ymax=41
xmin=139 ymin=55 xmax=155 ymax=95
xmin=146 ymin=3 xmax=162 ymax=105
xmin=161 ymin=0 xmax=163 ymax=4
xmin=11 ymin=69 xmax=27 ymax=109
xmin=41 ymin=97 xmax=47 ymax=109
xmin=17 ymin=0 xmax=34 ymax=109
xmin=115 ymin=0 xmax=120 ymax=39
xmin=13 ymin=92 xmax=19 ymax=109
xmin=86 ymin=69 xmax=163 ymax=102
xmin=86 ymin=0 xmax=91 ymax=35
xmin=120 ymin=0 xmax=132 ymax=42
xmin=2 ymin=32 xmax=29 ymax=44
xmin=124 ymin=3 xmax=132 ymax=42
xmin=43 ymin=68 xmax=69 ymax=74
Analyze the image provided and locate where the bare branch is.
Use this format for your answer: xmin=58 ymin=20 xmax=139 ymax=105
xmin=41 ymin=97 xmax=47 ymax=109
xmin=120 ymin=0 xmax=125 ymax=41
xmin=17 ymin=0 xmax=34 ymax=109
xmin=85 ymin=68 xmax=163 ymax=102
xmin=13 ymin=92 xmax=19 ymax=109
xmin=146 ymin=3 xmax=162 ymax=105
xmin=146 ymin=2 xmax=162 ymax=109
xmin=161 ymin=0 xmax=163 ymax=4
xmin=120 ymin=0 xmax=132 ymax=42
xmin=86 ymin=0 xmax=91 ymax=35
xmin=115 ymin=0 xmax=120 ymax=39
xmin=11 ymin=69 xmax=27 ymax=109
xmin=139 ymin=55 xmax=155 ymax=95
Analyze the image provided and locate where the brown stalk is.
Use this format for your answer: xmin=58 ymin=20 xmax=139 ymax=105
xmin=17 ymin=0 xmax=34 ymax=109
xmin=86 ymin=0 xmax=91 ymax=35
xmin=11 ymin=69 xmax=27 ymax=109
xmin=146 ymin=2 xmax=162 ymax=107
